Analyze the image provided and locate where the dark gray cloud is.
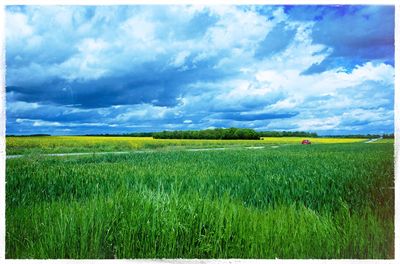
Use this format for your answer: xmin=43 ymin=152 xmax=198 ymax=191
xmin=214 ymin=112 xmax=298 ymax=121
xmin=255 ymin=22 xmax=296 ymax=59
xmin=284 ymin=5 xmax=395 ymax=74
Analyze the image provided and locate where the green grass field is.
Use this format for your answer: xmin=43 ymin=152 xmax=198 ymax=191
xmin=6 ymin=137 xmax=394 ymax=258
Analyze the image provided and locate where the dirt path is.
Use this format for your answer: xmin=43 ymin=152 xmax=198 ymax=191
xmin=365 ymin=137 xmax=382 ymax=143
xmin=6 ymin=145 xmax=277 ymax=159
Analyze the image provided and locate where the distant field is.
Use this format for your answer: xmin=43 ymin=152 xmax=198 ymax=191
xmin=6 ymin=136 xmax=369 ymax=155
xmin=260 ymin=137 xmax=367 ymax=144
xmin=6 ymin=140 xmax=394 ymax=258
xmin=370 ymin=138 xmax=395 ymax=144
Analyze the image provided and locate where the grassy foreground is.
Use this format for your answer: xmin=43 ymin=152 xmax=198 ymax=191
xmin=6 ymin=142 xmax=394 ymax=258
xmin=6 ymin=136 xmax=367 ymax=155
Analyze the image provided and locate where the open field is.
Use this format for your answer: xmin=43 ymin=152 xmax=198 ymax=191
xmin=6 ymin=139 xmax=394 ymax=259
xmin=370 ymin=138 xmax=395 ymax=144
xmin=6 ymin=136 xmax=368 ymax=155
xmin=260 ymin=137 xmax=367 ymax=144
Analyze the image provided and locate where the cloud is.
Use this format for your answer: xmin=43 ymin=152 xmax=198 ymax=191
xmin=5 ymin=5 xmax=394 ymax=135
xmin=285 ymin=5 xmax=395 ymax=74
xmin=214 ymin=112 xmax=298 ymax=122
xmin=255 ymin=22 xmax=296 ymax=59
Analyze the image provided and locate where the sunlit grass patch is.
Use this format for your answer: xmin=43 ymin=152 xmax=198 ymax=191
xmin=260 ymin=137 xmax=367 ymax=144
xmin=370 ymin=138 xmax=394 ymax=144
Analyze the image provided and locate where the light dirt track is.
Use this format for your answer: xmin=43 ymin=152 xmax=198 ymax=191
xmin=6 ymin=145 xmax=280 ymax=159
xmin=364 ymin=137 xmax=382 ymax=143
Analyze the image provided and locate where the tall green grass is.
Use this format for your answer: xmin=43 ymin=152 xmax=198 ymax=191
xmin=6 ymin=143 xmax=394 ymax=258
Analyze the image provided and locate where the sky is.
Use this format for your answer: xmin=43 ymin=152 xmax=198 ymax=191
xmin=5 ymin=5 xmax=395 ymax=135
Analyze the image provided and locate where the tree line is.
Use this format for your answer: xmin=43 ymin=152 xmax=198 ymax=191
xmin=257 ymin=131 xmax=318 ymax=137
xmin=324 ymin=133 xmax=394 ymax=139
xmin=153 ymin=128 xmax=260 ymax=140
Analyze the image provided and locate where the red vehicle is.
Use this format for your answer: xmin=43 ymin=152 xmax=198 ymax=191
xmin=301 ymin=139 xmax=311 ymax=145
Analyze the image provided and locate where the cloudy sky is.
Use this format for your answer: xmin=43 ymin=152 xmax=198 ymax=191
xmin=5 ymin=5 xmax=394 ymax=135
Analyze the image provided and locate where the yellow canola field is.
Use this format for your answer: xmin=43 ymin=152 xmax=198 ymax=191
xmin=6 ymin=136 xmax=271 ymax=152
xmin=6 ymin=136 xmax=153 ymax=147
xmin=7 ymin=135 xmax=367 ymax=149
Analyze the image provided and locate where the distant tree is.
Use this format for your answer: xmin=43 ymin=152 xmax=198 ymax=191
xmin=382 ymin=133 xmax=394 ymax=139
xmin=152 ymin=128 xmax=260 ymax=140
xmin=257 ymin=131 xmax=318 ymax=138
